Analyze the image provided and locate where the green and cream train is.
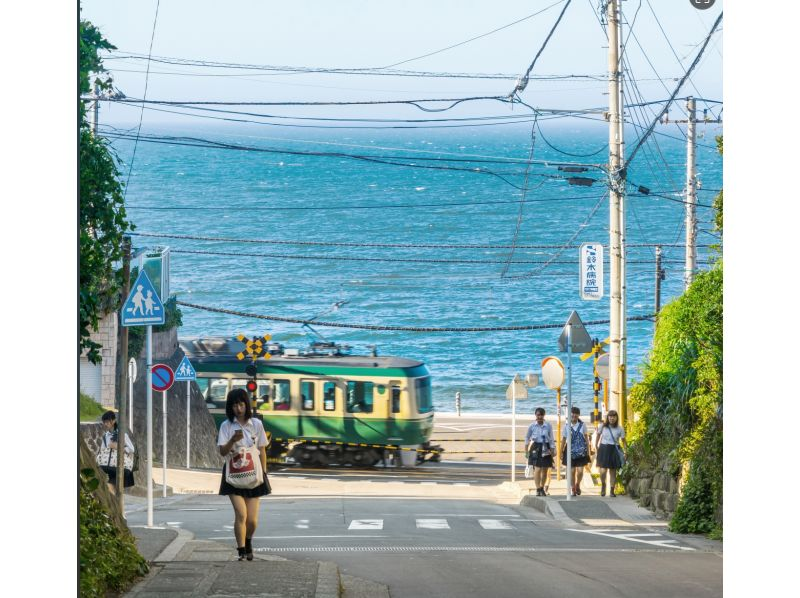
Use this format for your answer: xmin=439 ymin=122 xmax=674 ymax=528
xmin=180 ymin=338 xmax=436 ymax=466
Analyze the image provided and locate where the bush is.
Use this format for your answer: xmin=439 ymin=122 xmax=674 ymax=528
xmin=80 ymin=393 xmax=106 ymax=421
xmin=626 ymin=262 xmax=722 ymax=538
xmin=79 ymin=469 xmax=148 ymax=597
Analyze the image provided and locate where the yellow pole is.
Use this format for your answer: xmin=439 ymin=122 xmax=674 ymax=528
xmin=592 ymin=345 xmax=601 ymax=424
xmin=619 ymin=364 xmax=627 ymax=425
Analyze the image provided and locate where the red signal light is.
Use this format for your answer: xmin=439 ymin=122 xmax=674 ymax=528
xmin=246 ymin=380 xmax=258 ymax=393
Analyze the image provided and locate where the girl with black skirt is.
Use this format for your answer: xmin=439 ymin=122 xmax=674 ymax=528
xmin=218 ymin=389 xmax=272 ymax=561
xmin=594 ymin=410 xmax=627 ymax=497
xmin=524 ymin=407 xmax=555 ymax=496
xmin=560 ymin=407 xmax=591 ymax=496
xmin=99 ymin=410 xmax=135 ymax=494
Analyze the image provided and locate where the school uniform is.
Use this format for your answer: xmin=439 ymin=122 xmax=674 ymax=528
xmin=561 ymin=420 xmax=591 ymax=467
xmin=100 ymin=430 xmax=135 ymax=487
xmin=218 ymin=418 xmax=272 ymax=497
xmin=524 ymin=421 xmax=555 ymax=468
xmin=596 ymin=424 xmax=625 ymax=469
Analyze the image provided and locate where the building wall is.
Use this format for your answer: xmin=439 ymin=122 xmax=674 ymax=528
xmin=79 ymin=312 xmax=118 ymax=408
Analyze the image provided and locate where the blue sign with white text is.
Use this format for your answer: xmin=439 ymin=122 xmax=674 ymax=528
xmin=175 ymin=356 xmax=197 ymax=381
xmin=121 ymin=270 xmax=165 ymax=326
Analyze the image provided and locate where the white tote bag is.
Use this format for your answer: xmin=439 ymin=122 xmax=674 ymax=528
xmin=524 ymin=464 xmax=534 ymax=479
xmin=225 ymin=445 xmax=264 ymax=489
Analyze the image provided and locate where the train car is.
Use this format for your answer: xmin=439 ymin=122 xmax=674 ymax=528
xmin=180 ymin=337 xmax=436 ymax=466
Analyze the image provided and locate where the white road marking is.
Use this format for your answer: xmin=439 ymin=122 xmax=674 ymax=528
xmin=179 ymin=508 xmax=216 ymax=511
xmin=568 ymin=529 xmax=695 ymax=551
xmin=209 ymin=535 xmax=386 ymax=540
xmin=416 ymin=519 xmax=450 ymax=529
xmin=295 ymin=519 xmax=310 ymax=529
xmin=478 ymin=519 xmax=513 ymax=530
xmin=166 ymin=522 xmax=182 ymax=526
xmin=348 ymin=519 xmax=384 ymax=530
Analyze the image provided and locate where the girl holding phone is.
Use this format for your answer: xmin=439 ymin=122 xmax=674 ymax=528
xmin=218 ymin=389 xmax=271 ymax=560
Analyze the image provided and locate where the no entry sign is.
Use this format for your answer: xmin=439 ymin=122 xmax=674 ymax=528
xmin=151 ymin=363 xmax=175 ymax=392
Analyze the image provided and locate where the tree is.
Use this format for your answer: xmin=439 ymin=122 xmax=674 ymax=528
xmin=79 ymin=18 xmax=134 ymax=363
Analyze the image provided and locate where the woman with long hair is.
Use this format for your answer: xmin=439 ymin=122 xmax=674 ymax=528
xmin=594 ymin=410 xmax=628 ymax=497
xmin=218 ymin=389 xmax=272 ymax=561
xmin=98 ymin=410 xmax=135 ymax=494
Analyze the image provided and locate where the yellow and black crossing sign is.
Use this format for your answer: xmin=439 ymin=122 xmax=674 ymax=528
xmin=236 ymin=333 xmax=272 ymax=361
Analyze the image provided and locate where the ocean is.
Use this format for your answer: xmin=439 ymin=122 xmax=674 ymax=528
xmin=108 ymin=119 xmax=723 ymax=417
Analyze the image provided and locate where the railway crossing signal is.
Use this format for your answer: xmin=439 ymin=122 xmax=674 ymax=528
xmin=581 ymin=338 xmax=609 ymax=423
xmin=236 ymin=333 xmax=272 ymax=362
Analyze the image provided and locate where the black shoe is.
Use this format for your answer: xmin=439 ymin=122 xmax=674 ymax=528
xmin=610 ymin=490 xmax=616 ymax=497
xmin=536 ymin=488 xmax=543 ymax=496
xmin=245 ymin=538 xmax=254 ymax=561
xmin=237 ymin=547 xmax=246 ymax=561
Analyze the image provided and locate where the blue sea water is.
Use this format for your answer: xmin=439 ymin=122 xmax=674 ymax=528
xmin=109 ymin=119 xmax=722 ymax=417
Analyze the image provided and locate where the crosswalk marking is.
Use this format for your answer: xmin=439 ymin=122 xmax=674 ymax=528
xmin=349 ymin=519 xmax=384 ymax=530
xmin=567 ymin=528 xmax=694 ymax=551
xmin=416 ymin=519 xmax=450 ymax=529
xmin=478 ymin=519 xmax=512 ymax=530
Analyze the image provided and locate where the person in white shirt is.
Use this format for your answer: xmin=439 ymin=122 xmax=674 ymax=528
xmin=99 ymin=410 xmax=135 ymax=494
xmin=524 ymin=407 xmax=555 ymax=497
xmin=594 ymin=410 xmax=628 ymax=497
xmin=218 ymin=389 xmax=272 ymax=561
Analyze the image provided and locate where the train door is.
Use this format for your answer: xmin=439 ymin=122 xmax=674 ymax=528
xmin=387 ymin=381 xmax=403 ymax=440
xmin=319 ymin=380 xmax=342 ymax=439
xmin=299 ymin=379 xmax=318 ymax=437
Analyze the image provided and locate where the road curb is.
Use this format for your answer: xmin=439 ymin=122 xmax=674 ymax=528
xmin=519 ymin=495 xmax=579 ymax=526
xmin=314 ymin=561 xmax=342 ymax=598
xmin=153 ymin=526 xmax=194 ymax=562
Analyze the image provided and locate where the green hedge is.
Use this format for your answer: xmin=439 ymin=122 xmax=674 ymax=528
xmin=79 ymin=469 xmax=148 ymax=596
xmin=626 ymin=263 xmax=723 ymax=538
xmin=80 ymin=393 xmax=105 ymax=421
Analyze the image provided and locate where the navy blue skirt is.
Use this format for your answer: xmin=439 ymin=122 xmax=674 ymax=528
xmin=219 ymin=463 xmax=272 ymax=497
xmin=527 ymin=443 xmax=554 ymax=468
xmin=100 ymin=465 xmax=134 ymax=488
xmin=596 ymin=444 xmax=623 ymax=469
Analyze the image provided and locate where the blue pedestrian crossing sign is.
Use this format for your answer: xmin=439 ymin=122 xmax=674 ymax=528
xmin=175 ymin=356 xmax=196 ymax=381
xmin=121 ymin=270 xmax=165 ymax=326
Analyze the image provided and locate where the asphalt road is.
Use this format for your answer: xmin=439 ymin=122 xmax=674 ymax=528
xmin=125 ymin=487 xmax=721 ymax=598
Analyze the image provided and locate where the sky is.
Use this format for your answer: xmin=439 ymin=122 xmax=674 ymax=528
xmin=6 ymin=1 xmax=800 ymax=594
xmin=80 ymin=0 xmax=723 ymax=127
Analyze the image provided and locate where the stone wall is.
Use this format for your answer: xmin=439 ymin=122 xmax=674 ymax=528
xmin=625 ymin=457 xmax=683 ymax=518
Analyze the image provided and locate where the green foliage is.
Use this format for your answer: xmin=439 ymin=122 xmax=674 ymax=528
xmin=128 ymin=295 xmax=184 ymax=358
xmin=80 ymin=18 xmax=134 ymax=364
xmin=79 ymin=393 xmax=105 ymax=421
xmin=79 ymin=469 xmax=148 ymax=596
xmin=712 ymin=136 xmax=723 ymax=234
xmin=627 ymin=263 xmax=723 ymax=537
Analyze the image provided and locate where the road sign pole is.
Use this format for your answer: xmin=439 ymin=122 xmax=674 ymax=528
xmin=129 ymin=361 xmax=135 ymax=433
xmin=566 ymin=323 xmax=573 ymax=501
xmin=556 ymin=388 xmax=562 ymax=481
xmin=146 ymin=325 xmax=153 ymax=527
xmin=511 ymin=383 xmax=516 ymax=483
xmin=186 ymin=381 xmax=191 ymax=469
xmin=163 ymin=390 xmax=167 ymax=498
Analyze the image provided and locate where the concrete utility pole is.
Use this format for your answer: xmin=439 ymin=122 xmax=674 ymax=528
xmin=654 ymin=245 xmax=664 ymax=317
xmin=607 ymin=0 xmax=625 ymax=413
xmin=116 ymin=238 xmax=131 ymax=509
xmin=684 ymin=97 xmax=697 ymax=289
xmin=92 ymin=83 xmax=100 ymax=133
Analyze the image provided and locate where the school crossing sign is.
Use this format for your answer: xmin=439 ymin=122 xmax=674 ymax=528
xmin=121 ymin=270 xmax=165 ymax=326
xmin=174 ymin=356 xmax=196 ymax=381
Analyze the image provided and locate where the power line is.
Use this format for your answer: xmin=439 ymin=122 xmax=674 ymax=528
xmin=122 ymin=0 xmax=160 ymax=201
xmin=130 ymin=231 xmax=710 ymax=249
xmin=176 ymin=299 xmax=656 ymax=332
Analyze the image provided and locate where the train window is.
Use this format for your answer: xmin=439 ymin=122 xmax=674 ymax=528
xmin=346 ymin=381 xmax=374 ymax=413
xmin=391 ymin=386 xmax=401 ymax=414
xmin=323 ymin=382 xmax=337 ymax=411
xmin=414 ymin=377 xmax=433 ymax=413
xmin=301 ymin=381 xmax=315 ymax=411
xmin=206 ymin=379 xmax=229 ymax=407
xmin=274 ymin=380 xmax=291 ymax=410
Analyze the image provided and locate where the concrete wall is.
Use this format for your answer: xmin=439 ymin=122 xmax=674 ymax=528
xmin=79 ymin=312 xmax=118 ymax=408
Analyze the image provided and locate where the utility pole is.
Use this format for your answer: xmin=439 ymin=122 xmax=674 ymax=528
xmin=654 ymin=245 xmax=664 ymax=317
xmin=116 ymin=237 xmax=132 ymax=509
xmin=684 ymin=96 xmax=697 ymax=289
xmin=92 ymin=83 xmax=100 ymax=133
xmin=607 ymin=0 xmax=625 ymax=413
xmin=667 ymin=97 xmax=722 ymax=289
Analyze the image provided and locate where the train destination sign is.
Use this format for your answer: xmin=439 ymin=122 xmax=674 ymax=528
xmin=151 ymin=363 xmax=175 ymax=392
